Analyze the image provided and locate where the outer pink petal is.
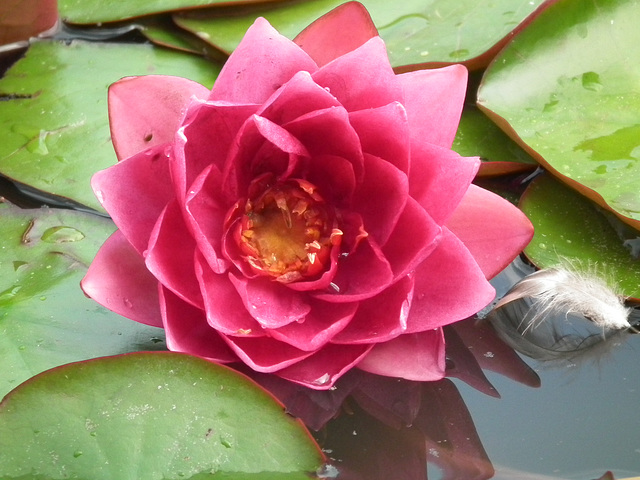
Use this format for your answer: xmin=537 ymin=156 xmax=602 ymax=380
xmin=312 ymin=36 xmax=403 ymax=112
xmin=209 ymin=17 xmax=317 ymax=104
xmin=404 ymin=228 xmax=496 ymax=334
xmin=277 ymin=343 xmax=374 ymax=390
xmin=269 ymin=299 xmax=358 ymax=351
xmin=145 ymin=201 xmax=203 ymax=308
xmin=409 ymin=143 xmax=480 ymax=225
xmin=223 ymin=335 xmax=314 ymax=373
xmin=356 ymin=330 xmax=446 ymax=381
xmin=294 ymin=2 xmax=378 ymax=67
xmin=229 ymin=274 xmax=311 ymax=329
xmin=81 ymin=230 xmax=162 ymax=328
xmin=108 ymin=75 xmax=209 ymax=161
xmin=446 ymin=184 xmax=534 ymax=279
xmin=349 ymin=102 xmax=410 ymax=174
xmin=332 ymin=275 xmax=414 ymax=345
xmin=91 ymin=143 xmax=173 ymax=255
xmin=397 ymin=64 xmax=468 ymax=149
xmin=160 ymin=286 xmax=238 ymax=363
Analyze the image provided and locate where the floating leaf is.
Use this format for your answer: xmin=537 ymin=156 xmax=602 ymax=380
xmin=0 ymin=201 xmax=166 ymax=399
xmin=519 ymin=174 xmax=640 ymax=300
xmin=478 ymin=0 xmax=640 ymax=229
xmin=174 ymin=0 xmax=546 ymax=70
xmin=0 ymin=352 xmax=324 ymax=479
xmin=0 ymin=40 xmax=219 ymax=211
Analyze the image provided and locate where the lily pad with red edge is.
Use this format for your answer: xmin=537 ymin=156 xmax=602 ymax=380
xmin=0 ymin=352 xmax=325 ymax=479
xmin=0 ymin=200 xmax=167 ymax=399
xmin=173 ymin=0 xmax=547 ymax=71
xmin=478 ymin=0 xmax=640 ymax=230
xmin=519 ymin=173 xmax=640 ymax=301
xmin=0 ymin=40 xmax=219 ymax=212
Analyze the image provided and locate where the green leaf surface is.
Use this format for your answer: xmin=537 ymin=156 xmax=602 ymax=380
xmin=174 ymin=0 xmax=546 ymax=70
xmin=0 ymin=40 xmax=219 ymax=212
xmin=478 ymin=0 xmax=640 ymax=229
xmin=519 ymin=174 xmax=640 ymax=300
xmin=0 ymin=201 xmax=166 ymax=399
xmin=0 ymin=352 xmax=324 ymax=479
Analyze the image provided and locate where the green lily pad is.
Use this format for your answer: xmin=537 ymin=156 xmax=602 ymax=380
xmin=0 ymin=39 xmax=219 ymax=212
xmin=174 ymin=0 xmax=546 ymax=70
xmin=0 ymin=352 xmax=324 ymax=479
xmin=0 ymin=201 xmax=167 ymax=399
xmin=478 ymin=0 xmax=640 ymax=230
xmin=519 ymin=174 xmax=640 ymax=300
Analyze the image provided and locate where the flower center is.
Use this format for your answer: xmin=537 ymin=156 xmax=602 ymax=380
xmin=237 ymin=180 xmax=341 ymax=283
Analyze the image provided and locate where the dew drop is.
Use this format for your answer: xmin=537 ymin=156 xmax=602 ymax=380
xmin=41 ymin=226 xmax=85 ymax=243
xmin=73 ymin=450 xmax=83 ymax=458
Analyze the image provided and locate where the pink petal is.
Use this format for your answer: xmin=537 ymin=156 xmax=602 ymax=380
xmin=409 ymin=143 xmax=480 ymax=225
xmin=332 ymin=275 xmax=414 ymax=345
xmin=357 ymin=330 xmax=446 ymax=381
xmin=173 ymin=100 xmax=258 ymax=199
xmin=397 ymin=64 xmax=468 ymax=149
xmin=446 ymin=184 xmax=534 ymax=279
xmin=258 ymin=70 xmax=341 ymax=125
xmin=91 ymin=144 xmax=174 ymax=255
xmin=382 ymin=196 xmax=441 ymax=280
xmin=352 ymin=154 xmax=408 ymax=246
xmin=81 ymin=230 xmax=162 ymax=328
xmin=194 ymin=252 xmax=262 ymax=336
xmin=314 ymin=237 xmax=394 ymax=303
xmin=159 ymin=286 xmax=238 ymax=363
xmin=145 ymin=201 xmax=203 ymax=308
xmin=184 ymin=164 xmax=231 ymax=274
xmin=270 ymin=299 xmax=358 ymax=351
xmin=229 ymin=273 xmax=311 ymax=329
xmin=108 ymin=75 xmax=209 ymax=161
xmin=305 ymin=154 xmax=356 ymax=207
xmin=223 ymin=335 xmax=314 ymax=373
xmin=277 ymin=343 xmax=374 ymax=390
xmin=349 ymin=102 xmax=410 ymax=174
xmin=312 ymin=37 xmax=403 ymax=112
xmin=294 ymin=2 xmax=378 ymax=67
xmin=405 ymin=228 xmax=496 ymax=334
xmin=209 ymin=17 xmax=317 ymax=104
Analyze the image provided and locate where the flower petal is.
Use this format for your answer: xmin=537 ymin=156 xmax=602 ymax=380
xmin=210 ymin=17 xmax=317 ymax=104
xmin=145 ymin=200 xmax=203 ymax=308
xmin=91 ymin=144 xmax=173 ymax=255
xmin=160 ymin=286 xmax=238 ymax=363
xmin=305 ymin=154 xmax=356 ymax=207
xmin=446 ymin=184 xmax=534 ymax=279
xmin=405 ymin=228 xmax=496 ymax=333
xmin=332 ymin=275 xmax=414 ymax=344
xmin=294 ymin=2 xmax=378 ymax=67
xmin=270 ymin=299 xmax=358 ymax=351
xmin=357 ymin=330 xmax=446 ymax=381
xmin=397 ymin=64 xmax=467 ymax=149
xmin=81 ymin=230 xmax=161 ymax=328
xmin=409 ymin=143 xmax=480 ymax=225
xmin=312 ymin=36 xmax=402 ymax=111
xmin=229 ymin=274 xmax=311 ymax=329
xmin=223 ymin=335 xmax=314 ymax=373
xmin=277 ymin=343 xmax=373 ymax=390
xmin=109 ymin=75 xmax=209 ymax=161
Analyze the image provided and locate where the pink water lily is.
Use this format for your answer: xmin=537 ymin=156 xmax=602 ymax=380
xmin=81 ymin=2 xmax=533 ymax=390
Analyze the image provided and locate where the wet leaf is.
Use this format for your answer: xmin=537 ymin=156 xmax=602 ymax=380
xmin=0 ymin=201 xmax=166 ymax=399
xmin=478 ymin=0 xmax=640 ymax=229
xmin=0 ymin=352 xmax=324 ymax=479
xmin=174 ymin=0 xmax=546 ymax=70
xmin=519 ymin=174 xmax=640 ymax=300
xmin=0 ymin=40 xmax=219 ymax=212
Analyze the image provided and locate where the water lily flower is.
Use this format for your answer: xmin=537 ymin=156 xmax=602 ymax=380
xmin=81 ymin=2 xmax=533 ymax=390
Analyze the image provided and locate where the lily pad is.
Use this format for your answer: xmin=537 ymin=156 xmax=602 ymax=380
xmin=174 ymin=0 xmax=547 ymax=70
xmin=0 ymin=352 xmax=324 ymax=479
xmin=0 ymin=201 xmax=166 ymax=399
xmin=0 ymin=39 xmax=219 ymax=212
xmin=519 ymin=174 xmax=640 ymax=300
xmin=478 ymin=0 xmax=640 ymax=230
